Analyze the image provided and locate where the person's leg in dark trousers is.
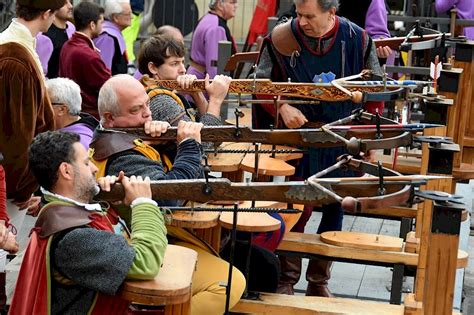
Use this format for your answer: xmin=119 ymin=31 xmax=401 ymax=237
xmin=305 ymin=203 xmax=343 ymax=297
xmin=276 ymin=204 xmax=313 ymax=294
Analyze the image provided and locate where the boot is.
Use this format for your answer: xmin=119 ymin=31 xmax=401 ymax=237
xmin=305 ymin=259 xmax=334 ymax=297
xmin=276 ymin=255 xmax=302 ymax=295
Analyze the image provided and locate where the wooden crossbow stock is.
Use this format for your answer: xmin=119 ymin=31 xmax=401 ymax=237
xmin=97 ymin=155 xmax=450 ymax=213
xmin=107 ymin=110 xmax=445 ymax=155
xmin=156 ymin=77 xmax=419 ymax=103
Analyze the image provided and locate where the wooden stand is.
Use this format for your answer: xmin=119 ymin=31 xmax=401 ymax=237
xmin=234 ymin=200 xmax=465 ymax=314
xmin=233 ymin=293 xmax=405 ymax=314
xmin=220 ymin=211 xmax=281 ymax=233
xmin=207 ymin=142 xmax=249 ymax=182
xmin=440 ymin=41 xmax=474 ymax=179
xmin=406 ymin=200 xmax=464 ymax=315
xmin=121 ymin=245 xmax=197 ymax=315
xmin=320 ymin=231 xmax=404 ymax=252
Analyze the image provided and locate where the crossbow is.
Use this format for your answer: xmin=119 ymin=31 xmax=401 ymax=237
xmin=107 ymin=110 xmax=445 ymax=155
xmin=374 ymin=32 xmax=450 ymax=51
xmin=155 ymin=78 xmax=419 ymax=103
xmin=97 ymin=155 xmax=449 ymax=213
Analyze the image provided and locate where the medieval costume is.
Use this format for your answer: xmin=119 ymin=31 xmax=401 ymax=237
xmin=59 ymin=32 xmax=111 ymax=119
xmin=254 ymin=16 xmax=383 ymax=296
xmin=36 ymin=21 xmax=75 ymax=78
xmin=187 ymin=12 xmax=237 ymax=79
xmin=94 ymin=20 xmax=128 ymax=75
xmin=10 ymin=192 xmax=167 ymax=314
xmin=141 ymin=76 xmax=221 ymax=126
xmin=0 ymin=19 xmax=55 ymax=204
xmin=90 ymin=131 xmax=246 ymax=315
xmin=60 ymin=113 xmax=99 ymax=149
xmin=435 ymin=0 xmax=474 ymax=39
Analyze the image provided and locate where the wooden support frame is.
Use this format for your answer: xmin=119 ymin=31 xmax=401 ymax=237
xmin=234 ymin=200 xmax=465 ymax=315
xmin=441 ymin=42 xmax=474 ymax=180
xmin=121 ymin=245 xmax=197 ymax=315
xmin=275 ymin=231 xmax=467 ymax=269
xmin=406 ymin=200 xmax=464 ymax=315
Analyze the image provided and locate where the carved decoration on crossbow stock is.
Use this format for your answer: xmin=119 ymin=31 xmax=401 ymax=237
xmin=155 ymin=78 xmax=409 ymax=103
xmin=97 ymin=156 xmax=438 ymax=213
xmin=106 ymin=110 xmax=442 ymax=155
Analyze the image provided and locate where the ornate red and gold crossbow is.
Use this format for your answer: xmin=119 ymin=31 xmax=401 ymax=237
xmin=156 ymin=77 xmax=428 ymax=103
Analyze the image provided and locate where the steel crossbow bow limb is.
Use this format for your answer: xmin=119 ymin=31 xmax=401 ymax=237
xmin=97 ymin=156 xmax=449 ymax=213
xmin=104 ymin=110 xmax=446 ymax=155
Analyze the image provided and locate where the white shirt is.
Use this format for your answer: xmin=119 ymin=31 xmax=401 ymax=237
xmin=41 ymin=188 xmax=103 ymax=212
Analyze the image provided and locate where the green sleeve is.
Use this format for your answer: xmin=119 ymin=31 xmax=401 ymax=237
xmin=126 ymin=203 xmax=168 ymax=279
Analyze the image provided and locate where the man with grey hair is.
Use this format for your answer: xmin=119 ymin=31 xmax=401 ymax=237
xmin=254 ymin=0 xmax=384 ymax=298
xmin=91 ymin=74 xmax=246 ymax=313
xmin=188 ymin=0 xmax=238 ymax=79
xmin=94 ymin=0 xmax=132 ymax=74
xmin=46 ymin=77 xmax=99 ymax=149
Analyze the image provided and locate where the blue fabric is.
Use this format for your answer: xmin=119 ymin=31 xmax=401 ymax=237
xmin=130 ymin=0 xmax=144 ymax=13
xmin=275 ymin=18 xmax=367 ymax=177
xmin=317 ymin=203 xmax=344 ymax=233
xmin=271 ymin=18 xmax=369 ymax=234
xmin=279 ymin=18 xmax=365 ymax=126
xmin=252 ymin=212 xmax=285 ymax=251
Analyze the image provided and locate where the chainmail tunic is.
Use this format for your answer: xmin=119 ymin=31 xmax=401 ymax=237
xmin=150 ymin=93 xmax=221 ymax=126
xmin=51 ymin=227 xmax=135 ymax=314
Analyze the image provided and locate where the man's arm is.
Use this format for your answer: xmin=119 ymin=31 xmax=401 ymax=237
xmin=364 ymin=34 xmax=384 ymax=76
xmin=149 ymin=92 xmax=221 ymax=126
xmin=149 ymin=94 xmax=191 ymax=125
xmin=255 ymin=45 xmax=274 ymax=79
xmin=435 ymin=0 xmax=457 ymax=14
xmin=365 ymin=0 xmax=393 ymax=59
xmin=36 ymin=34 xmax=53 ymax=76
xmin=53 ymin=203 xmax=167 ymax=295
xmin=107 ymin=139 xmax=202 ymax=181
xmin=365 ymin=0 xmax=390 ymax=39
xmin=363 ymin=34 xmax=385 ymax=114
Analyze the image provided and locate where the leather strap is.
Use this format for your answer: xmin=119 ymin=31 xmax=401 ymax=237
xmin=90 ymin=131 xmax=138 ymax=160
xmin=36 ymin=204 xmax=92 ymax=238
xmin=271 ymin=20 xmax=301 ymax=57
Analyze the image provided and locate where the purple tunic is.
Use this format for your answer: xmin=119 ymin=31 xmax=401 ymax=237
xmin=36 ymin=21 xmax=75 ymax=78
xmin=188 ymin=12 xmax=236 ymax=79
xmin=435 ymin=0 xmax=474 ymax=39
xmin=61 ymin=123 xmax=93 ymax=149
xmin=94 ymin=20 xmax=127 ymax=71
xmin=365 ymin=0 xmax=390 ymax=39
xmin=36 ymin=34 xmax=53 ymax=75
xmin=134 ymin=69 xmax=143 ymax=80
xmin=61 ymin=113 xmax=98 ymax=149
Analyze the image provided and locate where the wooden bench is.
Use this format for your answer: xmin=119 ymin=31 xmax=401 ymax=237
xmin=232 ymin=293 xmax=405 ymax=314
xmin=276 ymin=232 xmax=468 ymax=269
xmin=121 ymin=245 xmax=197 ymax=315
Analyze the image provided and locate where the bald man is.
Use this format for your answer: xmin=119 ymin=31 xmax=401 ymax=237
xmin=89 ymin=74 xmax=245 ymax=315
